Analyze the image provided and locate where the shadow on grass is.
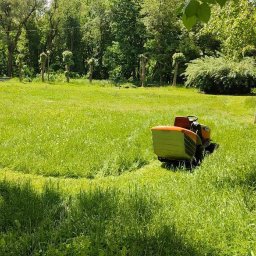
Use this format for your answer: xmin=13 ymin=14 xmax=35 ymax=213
xmin=0 ymin=181 xmax=63 ymax=233
xmin=244 ymin=168 xmax=256 ymax=190
xmin=0 ymin=181 xmax=217 ymax=255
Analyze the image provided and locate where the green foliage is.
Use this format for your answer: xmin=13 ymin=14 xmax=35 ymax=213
xmin=196 ymin=32 xmax=221 ymax=56
xmin=16 ymin=54 xmax=25 ymax=66
xmin=142 ymin=0 xmax=182 ymax=84
xmin=63 ymin=16 xmax=85 ymax=74
xmin=81 ymin=0 xmax=113 ymax=79
xmin=0 ymin=0 xmax=45 ymax=76
xmin=62 ymin=50 xmax=74 ymax=82
xmin=103 ymin=42 xmax=125 ymax=82
xmin=110 ymin=0 xmax=146 ymax=80
xmin=182 ymin=0 xmax=238 ymax=29
xmin=1 ymin=0 xmax=256 ymax=89
xmin=242 ymin=45 xmax=256 ymax=58
xmin=87 ymin=58 xmax=97 ymax=66
xmin=62 ymin=50 xmax=74 ymax=66
xmin=39 ymin=52 xmax=48 ymax=65
xmin=0 ymin=44 xmax=7 ymax=76
xmin=25 ymin=20 xmax=42 ymax=75
xmin=172 ymin=52 xmax=186 ymax=66
xmin=184 ymin=56 xmax=256 ymax=94
xmin=182 ymin=0 xmax=211 ymax=29
xmin=203 ymin=0 xmax=256 ymax=58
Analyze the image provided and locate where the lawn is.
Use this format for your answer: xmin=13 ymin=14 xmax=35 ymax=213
xmin=0 ymin=79 xmax=255 ymax=255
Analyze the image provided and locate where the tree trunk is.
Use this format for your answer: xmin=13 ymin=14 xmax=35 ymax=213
xmin=41 ymin=63 xmax=45 ymax=82
xmin=172 ymin=62 xmax=178 ymax=86
xmin=140 ymin=55 xmax=147 ymax=87
xmin=65 ymin=65 xmax=70 ymax=83
xmin=7 ymin=48 xmax=14 ymax=77
xmin=19 ymin=62 xmax=22 ymax=82
xmin=47 ymin=56 xmax=50 ymax=82
xmin=89 ymin=64 xmax=93 ymax=83
xmin=140 ymin=60 xmax=146 ymax=87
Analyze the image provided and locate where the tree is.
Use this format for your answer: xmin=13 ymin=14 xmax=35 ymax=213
xmin=24 ymin=20 xmax=42 ymax=75
xmin=16 ymin=54 xmax=24 ymax=82
xmin=62 ymin=50 xmax=73 ymax=83
xmin=44 ymin=0 xmax=60 ymax=52
xmin=87 ymin=58 xmax=97 ymax=83
xmin=0 ymin=0 xmax=45 ymax=76
xmin=47 ymin=50 xmax=51 ymax=81
xmin=111 ymin=0 xmax=146 ymax=80
xmin=39 ymin=52 xmax=47 ymax=82
xmin=202 ymin=0 xmax=256 ymax=58
xmin=63 ymin=16 xmax=84 ymax=74
xmin=142 ymin=0 xmax=182 ymax=84
xmin=16 ymin=29 xmax=29 ymax=82
xmin=172 ymin=52 xmax=185 ymax=86
xmin=139 ymin=54 xmax=148 ymax=87
xmin=82 ymin=0 xmax=112 ymax=79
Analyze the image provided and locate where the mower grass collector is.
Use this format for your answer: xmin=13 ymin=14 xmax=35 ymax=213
xmin=151 ymin=116 xmax=218 ymax=169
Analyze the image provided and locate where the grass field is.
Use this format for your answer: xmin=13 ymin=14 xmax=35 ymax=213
xmin=0 ymin=79 xmax=255 ymax=255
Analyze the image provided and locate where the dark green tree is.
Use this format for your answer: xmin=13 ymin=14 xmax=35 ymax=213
xmin=0 ymin=0 xmax=44 ymax=76
xmin=63 ymin=16 xmax=84 ymax=74
xmin=25 ymin=20 xmax=42 ymax=75
xmin=110 ymin=0 xmax=146 ymax=80
xmin=83 ymin=0 xmax=113 ymax=79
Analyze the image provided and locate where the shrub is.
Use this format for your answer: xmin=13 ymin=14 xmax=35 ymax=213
xmin=184 ymin=57 xmax=256 ymax=94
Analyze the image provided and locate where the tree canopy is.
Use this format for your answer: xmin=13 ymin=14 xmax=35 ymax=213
xmin=0 ymin=0 xmax=256 ymax=85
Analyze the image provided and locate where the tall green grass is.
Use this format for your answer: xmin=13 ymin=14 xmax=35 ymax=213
xmin=0 ymin=80 xmax=255 ymax=255
xmin=0 ymin=80 xmax=254 ymax=178
xmin=0 ymin=181 xmax=228 ymax=255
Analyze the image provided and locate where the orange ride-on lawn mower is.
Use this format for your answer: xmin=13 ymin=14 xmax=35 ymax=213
xmin=151 ymin=116 xmax=218 ymax=169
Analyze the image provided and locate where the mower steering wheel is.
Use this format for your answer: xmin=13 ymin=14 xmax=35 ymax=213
xmin=187 ymin=116 xmax=198 ymax=122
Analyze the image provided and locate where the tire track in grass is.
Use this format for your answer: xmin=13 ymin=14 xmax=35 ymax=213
xmin=0 ymin=160 xmax=178 ymax=194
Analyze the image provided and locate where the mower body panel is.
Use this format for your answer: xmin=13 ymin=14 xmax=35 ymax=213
xmin=151 ymin=126 xmax=200 ymax=161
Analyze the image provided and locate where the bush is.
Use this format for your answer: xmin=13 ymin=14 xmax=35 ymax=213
xmin=184 ymin=57 xmax=256 ymax=94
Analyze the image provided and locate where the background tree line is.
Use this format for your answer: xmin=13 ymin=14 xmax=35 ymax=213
xmin=0 ymin=0 xmax=256 ymax=85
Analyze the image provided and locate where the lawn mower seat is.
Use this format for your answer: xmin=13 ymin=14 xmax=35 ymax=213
xmin=174 ymin=117 xmax=191 ymax=130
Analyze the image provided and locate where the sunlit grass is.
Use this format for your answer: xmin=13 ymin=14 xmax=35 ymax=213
xmin=0 ymin=79 xmax=255 ymax=255
xmin=0 ymin=79 xmax=254 ymax=178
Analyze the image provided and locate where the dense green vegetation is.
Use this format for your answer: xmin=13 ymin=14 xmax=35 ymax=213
xmin=1 ymin=0 xmax=256 ymax=94
xmin=184 ymin=57 xmax=256 ymax=94
xmin=0 ymin=80 xmax=255 ymax=255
